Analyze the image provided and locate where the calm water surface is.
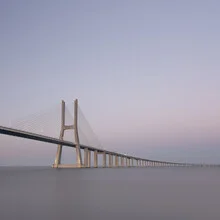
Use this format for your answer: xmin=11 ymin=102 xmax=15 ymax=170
xmin=1 ymin=167 xmax=220 ymax=220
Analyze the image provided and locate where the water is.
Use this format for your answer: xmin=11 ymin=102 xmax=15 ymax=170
xmin=1 ymin=167 xmax=220 ymax=220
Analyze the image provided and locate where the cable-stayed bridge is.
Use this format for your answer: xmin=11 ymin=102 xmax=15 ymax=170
xmin=0 ymin=99 xmax=219 ymax=168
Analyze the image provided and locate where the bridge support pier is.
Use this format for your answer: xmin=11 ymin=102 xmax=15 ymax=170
xmin=94 ymin=150 xmax=98 ymax=168
xmin=131 ymin=158 xmax=133 ymax=167
xmin=103 ymin=152 xmax=106 ymax=168
xmin=88 ymin=150 xmax=91 ymax=167
xmin=126 ymin=157 xmax=128 ymax=167
xmin=115 ymin=155 xmax=118 ymax=167
xmin=109 ymin=154 xmax=112 ymax=167
xmin=84 ymin=148 xmax=88 ymax=167
xmin=121 ymin=157 xmax=124 ymax=167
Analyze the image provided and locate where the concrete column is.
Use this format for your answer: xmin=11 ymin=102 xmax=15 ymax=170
xmin=131 ymin=159 xmax=134 ymax=167
xmin=84 ymin=148 xmax=88 ymax=167
xmin=115 ymin=155 xmax=118 ymax=167
xmin=94 ymin=150 xmax=98 ymax=168
xmin=126 ymin=157 xmax=128 ymax=166
xmin=109 ymin=154 xmax=112 ymax=167
xmin=111 ymin=155 xmax=114 ymax=166
xmin=103 ymin=152 xmax=106 ymax=168
xmin=118 ymin=156 xmax=121 ymax=167
xmin=121 ymin=157 xmax=124 ymax=166
xmin=88 ymin=150 xmax=91 ymax=167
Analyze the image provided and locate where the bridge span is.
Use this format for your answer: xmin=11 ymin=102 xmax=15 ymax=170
xmin=0 ymin=125 xmax=191 ymax=168
xmin=0 ymin=99 xmax=219 ymax=168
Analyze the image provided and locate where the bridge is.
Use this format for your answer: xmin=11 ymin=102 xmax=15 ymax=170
xmin=0 ymin=99 xmax=219 ymax=168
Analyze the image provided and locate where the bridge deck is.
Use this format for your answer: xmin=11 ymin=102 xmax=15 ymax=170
xmin=1 ymin=126 xmax=219 ymax=167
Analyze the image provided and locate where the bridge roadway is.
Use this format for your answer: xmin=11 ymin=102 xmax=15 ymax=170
xmin=1 ymin=125 xmax=218 ymax=168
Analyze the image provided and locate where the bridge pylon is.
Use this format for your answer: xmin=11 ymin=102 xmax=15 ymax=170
xmin=52 ymin=99 xmax=83 ymax=168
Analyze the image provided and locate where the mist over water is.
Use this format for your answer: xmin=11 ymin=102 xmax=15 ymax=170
xmin=1 ymin=167 xmax=220 ymax=220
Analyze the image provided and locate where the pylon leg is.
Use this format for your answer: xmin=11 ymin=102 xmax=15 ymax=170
xmin=53 ymin=145 xmax=62 ymax=167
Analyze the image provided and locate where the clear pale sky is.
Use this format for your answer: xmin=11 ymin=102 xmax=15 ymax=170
xmin=1 ymin=0 xmax=220 ymax=165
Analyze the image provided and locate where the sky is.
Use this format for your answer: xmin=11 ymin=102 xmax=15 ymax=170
xmin=1 ymin=0 xmax=220 ymax=165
